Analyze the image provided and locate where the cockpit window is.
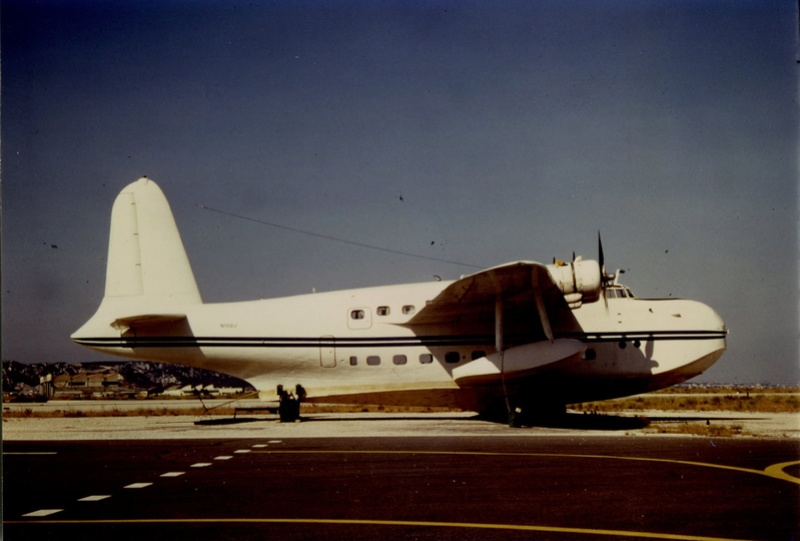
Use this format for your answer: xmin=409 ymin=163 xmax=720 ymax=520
xmin=607 ymin=287 xmax=634 ymax=299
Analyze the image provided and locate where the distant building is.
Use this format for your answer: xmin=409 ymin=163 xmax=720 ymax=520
xmin=103 ymin=373 xmax=123 ymax=386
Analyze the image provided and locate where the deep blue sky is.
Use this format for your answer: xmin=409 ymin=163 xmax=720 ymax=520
xmin=2 ymin=1 xmax=797 ymax=384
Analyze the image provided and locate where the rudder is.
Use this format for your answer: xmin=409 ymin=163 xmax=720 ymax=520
xmin=104 ymin=177 xmax=202 ymax=305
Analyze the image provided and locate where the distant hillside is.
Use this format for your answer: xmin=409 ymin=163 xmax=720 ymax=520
xmin=2 ymin=360 xmax=255 ymax=399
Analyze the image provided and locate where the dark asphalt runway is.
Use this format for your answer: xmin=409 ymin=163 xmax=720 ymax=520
xmin=4 ymin=436 xmax=799 ymax=541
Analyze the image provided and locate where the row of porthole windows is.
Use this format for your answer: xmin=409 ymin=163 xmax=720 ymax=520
xmin=351 ymin=305 xmax=417 ymax=320
xmin=581 ymin=340 xmax=644 ymax=361
xmin=348 ymin=350 xmax=487 ymax=366
xmin=377 ymin=305 xmax=416 ymax=316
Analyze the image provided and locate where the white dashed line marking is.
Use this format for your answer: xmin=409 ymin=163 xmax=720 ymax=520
xmin=191 ymin=463 xmax=212 ymax=468
xmin=252 ymin=444 xmax=268 ymax=448
xmin=23 ymin=509 xmax=63 ymax=517
xmin=124 ymin=483 xmax=153 ymax=489
xmin=78 ymin=495 xmax=111 ymax=502
xmin=268 ymin=440 xmax=282 ymax=444
xmin=214 ymin=456 xmax=233 ymax=460
xmin=161 ymin=472 xmax=185 ymax=477
xmin=234 ymin=449 xmax=251 ymax=454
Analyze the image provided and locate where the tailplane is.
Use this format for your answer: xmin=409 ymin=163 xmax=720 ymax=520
xmin=73 ymin=178 xmax=201 ymax=342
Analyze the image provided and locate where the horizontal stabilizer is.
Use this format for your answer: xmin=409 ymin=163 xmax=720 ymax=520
xmin=110 ymin=314 xmax=188 ymax=334
xmin=452 ymin=339 xmax=585 ymax=385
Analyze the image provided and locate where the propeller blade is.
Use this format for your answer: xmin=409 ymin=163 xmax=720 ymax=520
xmin=598 ymin=232 xmax=609 ymax=314
xmin=598 ymin=232 xmax=605 ymax=274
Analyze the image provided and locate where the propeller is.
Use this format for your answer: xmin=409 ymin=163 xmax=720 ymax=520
xmin=598 ymin=232 xmax=615 ymax=312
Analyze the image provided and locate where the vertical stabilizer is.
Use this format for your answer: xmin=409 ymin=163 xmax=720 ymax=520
xmin=104 ymin=178 xmax=201 ymax=305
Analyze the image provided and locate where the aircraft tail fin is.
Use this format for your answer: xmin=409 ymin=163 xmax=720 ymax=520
xmin=103 ymin=177 xmax=201 ymax=305
xmin=72 ymin=177 xmax=201 ymax=342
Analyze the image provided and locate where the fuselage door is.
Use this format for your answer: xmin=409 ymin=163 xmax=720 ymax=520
xmin=320 ymin=336 xmax=336 ymax=368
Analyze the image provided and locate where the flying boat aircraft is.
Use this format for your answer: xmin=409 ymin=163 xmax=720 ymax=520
xmin=72 ymin=178 xmax=727 ymax=424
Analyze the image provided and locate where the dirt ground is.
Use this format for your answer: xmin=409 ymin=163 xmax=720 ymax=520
xmin=4 ymin=408 xmax=799 ymax=441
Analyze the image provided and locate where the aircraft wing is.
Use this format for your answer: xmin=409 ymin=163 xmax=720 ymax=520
xmin=407 ymin=261 xmax=564 ymax=329
xmin=407 ymin=261 xmax=584 ymax=383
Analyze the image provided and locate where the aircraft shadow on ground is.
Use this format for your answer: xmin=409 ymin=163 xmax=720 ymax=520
xmin=504 ymin=413 xmax=768 ymax=430
xmin=296 ymin=414 xmax=482 ymax=424
xmin=193 ymin=414 xmax=472 ymax=427
xmin=194 ymin=412 xmax=659 ymax=431
xmin=194 ymin=413 xmax=767 ymax=430
xmin=194 ymin=417 xmax=264 ymax=426
xmin=644 ymin=415 xmax=768 ymax=423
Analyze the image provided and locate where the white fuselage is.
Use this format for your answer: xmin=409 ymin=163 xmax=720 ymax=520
xmin=73 ymin=280 xmax=727 ymax=409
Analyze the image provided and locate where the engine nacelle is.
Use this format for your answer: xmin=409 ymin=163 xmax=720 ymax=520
xmin=545 ymin=258 xmax=602 ymax=307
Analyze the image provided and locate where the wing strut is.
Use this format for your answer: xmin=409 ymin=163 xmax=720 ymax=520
xmin=531 ymin=268 xmax=554 ymax=342
xmin=494 ymin=293 xmax=513 ymax=416
xmin=494 ymin=295 xmax=504 ymax=353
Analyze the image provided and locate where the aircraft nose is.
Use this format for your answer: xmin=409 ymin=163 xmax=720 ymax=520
xmin=659 ymin=300 xmax=727 ymax=379
xmin=703 ymin=303 xmax=727 ymax=335
xmin=691 ymin=302 xmax=728 ymax=363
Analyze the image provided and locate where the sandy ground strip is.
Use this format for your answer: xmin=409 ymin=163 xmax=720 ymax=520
xmin=3 ymin=410 xmax=799 ymax=440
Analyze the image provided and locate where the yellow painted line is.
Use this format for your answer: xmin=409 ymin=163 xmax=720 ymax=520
xmin=1 ymin=517 xmax=753 ymax=541
xmin=253 ymin=449 xmax=800 ymax=485
xmin=763 ymin=460 xmax=800 ymax=484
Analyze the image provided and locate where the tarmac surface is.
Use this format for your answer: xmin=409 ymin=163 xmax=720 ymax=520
xmin=3 ymin=412 xmax=800 ymax=541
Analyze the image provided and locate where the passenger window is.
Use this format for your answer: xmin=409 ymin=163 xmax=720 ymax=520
xmin=419 ymin=353 xmax=433 ymax=364
xmin=349 ymin=356 xmax=358 ymax=366
xmin=377 ymin=306 xmax=390 ymax=316
xmin=393 ymin=355 xmax=407 ymax=365
xmin=471 ymin=350 xmax=486 ymax=360
xmin=351 ymin=309 xmax=365 ymax=320
xmin=367 ymin=356 xmax=381 ymax=366
xmin=445 ymin=351 xmax=460 ymax=364
xmin=402 ymin=305 xmax=415 ymax=315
